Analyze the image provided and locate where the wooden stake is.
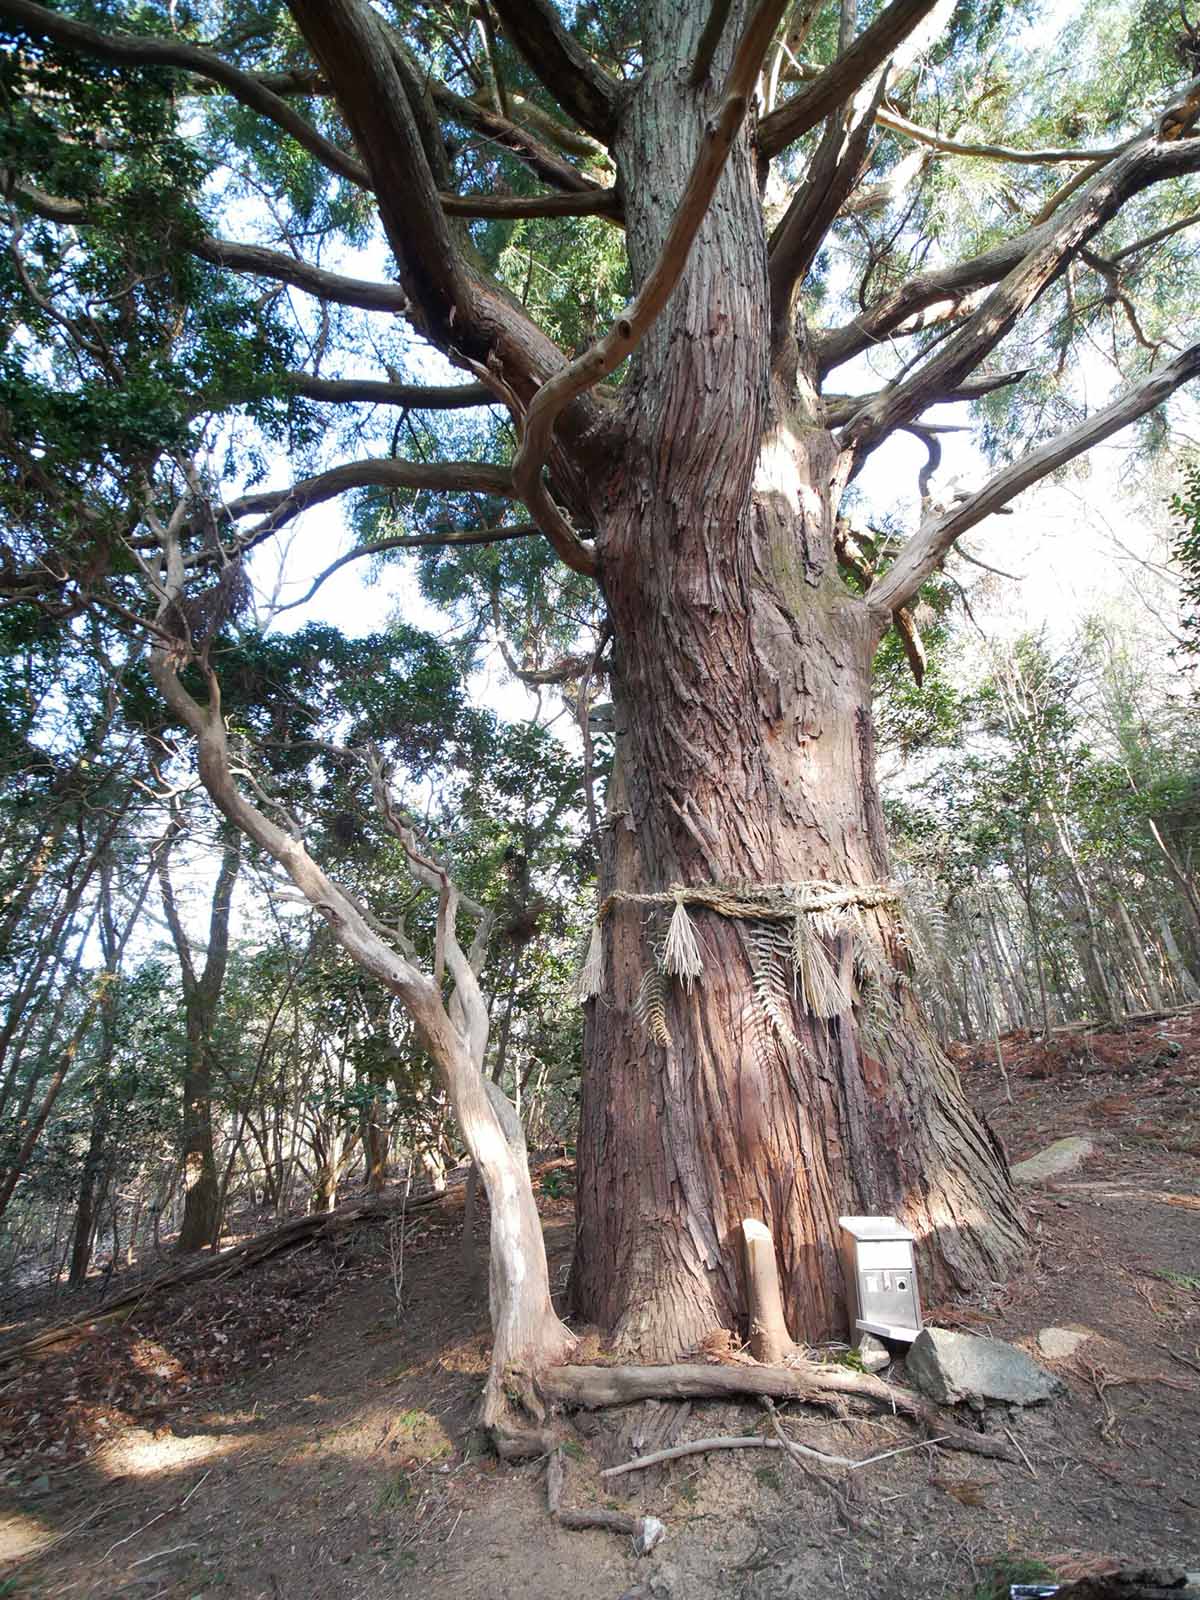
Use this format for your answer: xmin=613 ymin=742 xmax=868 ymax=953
xmin=742 ymin=1218 xmax=798 ymax=1364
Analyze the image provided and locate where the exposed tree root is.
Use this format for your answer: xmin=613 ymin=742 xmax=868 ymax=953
xmin=539 ymin=1361 xmax=1017 ymax=1462
xmin=0 ymin=1191 xmax=442 ymax=1366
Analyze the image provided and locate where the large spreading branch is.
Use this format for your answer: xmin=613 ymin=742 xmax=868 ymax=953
xmin=865 ymin=339 xmax=1200 ymax=622
xmin=192 ymin=236 xmax=410 ymax=313
xmin=211 ymin=458 xmax=517 ymax=556
xmin=768 ymin=69 xmax=889 ymax=347
xmin=821 ymin=367 xmax=1028 ymax=428
xmin=0 ymin=0 xmax=370 ymax=189
xmin=838 ymin=119 xmax=1200 ymax=466
xmin=822 ymin=86 xmax=1200 ymax=376
xmin=441 ymin=187 xmax=621 ymax=220
xmin=283 ymin=375 xmax=496 ymax=410
xmin=285 ymin=0 xmax=608 ymax=533
xmin=286 ymin=0 xmax=474 ymax=350
xmin=510 ymin=0 xmax=795 ymax=574
xmin=487 ymin=0 xmax=620 ymax=144
xmin=5 ymin=181 xmax=414 ymax=314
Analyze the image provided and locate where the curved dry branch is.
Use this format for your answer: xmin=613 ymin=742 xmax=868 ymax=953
xmin=271 ymin=523 xmax=539 ymax=615
xmin=876 ymin=106 xmax=1128 ymax=166
xmin=0 ymin=0 xmax=370 ymax=189
xmin=488 ymin=0 xmax=619 ymax=143
xmin=757 ymin=0 xmax=943 ymax=160
xmin=867 ymin=339 xmax=1200 ymax=621
xmin=147 ymin=651 xmax=575 ymax=1436
xmin=510 ymin=0 xmax=794 ymax=575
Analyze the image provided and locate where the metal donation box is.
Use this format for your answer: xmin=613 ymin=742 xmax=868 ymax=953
xmin=838 ymin=1215 xmax=923 ymax=1344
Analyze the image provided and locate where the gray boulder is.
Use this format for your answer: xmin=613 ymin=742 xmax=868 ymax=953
xmin=906 ymin=1327 xmax=1064 ymax=1407
xmin=1011 ymin=1134 xmax=1096 ymax=1183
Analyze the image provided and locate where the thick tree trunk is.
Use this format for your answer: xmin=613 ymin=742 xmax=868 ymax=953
xmin=573 ymin=21 xmax=1025 ymax=1360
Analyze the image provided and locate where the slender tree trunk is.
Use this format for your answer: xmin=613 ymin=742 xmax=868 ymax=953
xmin=572 ymin=37 xmax=1024 ymax=1358
xmin=160 ymin=829 xmax=242 ymax=1252
xmin=1158 ymin=915 xmax=1200 ymax=1002
xmin=68 ymin=1081 xmax=114 ymax=1286
xmin=363 ymin=1071 xmax=389 ymax=1195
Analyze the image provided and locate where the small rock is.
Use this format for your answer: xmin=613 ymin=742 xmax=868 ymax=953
xmin=906 ymin=1327 xmax=1064 ymax=1407
xmin=856 ymin=1333 xmax=891 ymax=1374
xmin=634 ymin=1516 xmax=667 ymax=1556
xmin=1037 ymin=1326 xmax=1092 ymax=1361
xmin=620 ymin=1561 xmax=677 ymax=1599
xmin=1011 ymin=1135 xmax=1096 ymax=1183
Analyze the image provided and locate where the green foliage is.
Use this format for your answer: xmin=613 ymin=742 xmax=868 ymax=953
xmin=1171 ymin=460 xmax=1200 ymax=668
xmin=969 ymin=1554 xmax=1056 ymax=1600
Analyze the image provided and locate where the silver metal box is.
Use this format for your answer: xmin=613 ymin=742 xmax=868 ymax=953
xmin=838 ymin=1215 xmax=922 ymax=1344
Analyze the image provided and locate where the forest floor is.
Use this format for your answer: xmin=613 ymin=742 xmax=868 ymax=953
xmin=1 ymin=1010 xmax=1198 ymax=1600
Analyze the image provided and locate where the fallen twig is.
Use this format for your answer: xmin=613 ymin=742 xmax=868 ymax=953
xmin=1004 ymin=1426 xmax=1038 ymax=1479
xmin=130 ymin=1541 xmax=198 ymax=1566
xmin=600 ymin=1429 xmax=950 ymax=1479
xmin=1158 ymin=1342 xmax=1200 ymax=1377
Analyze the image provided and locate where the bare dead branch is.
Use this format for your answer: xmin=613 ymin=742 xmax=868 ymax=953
xmin=488 ymin=0 xmax=619 ymax=143
xmin=0 ymin=0 xmax=370 ymax=189
xmin=867 ymin=339 xmax=1200 ymax=620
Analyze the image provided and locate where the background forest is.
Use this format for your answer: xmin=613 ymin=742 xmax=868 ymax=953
xmin=0 ymin=458 xmax=1193 ymax=1296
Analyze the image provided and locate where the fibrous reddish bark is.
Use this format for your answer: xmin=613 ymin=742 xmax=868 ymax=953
xmin=570 ymin=4 xmax=1024 ymax=1359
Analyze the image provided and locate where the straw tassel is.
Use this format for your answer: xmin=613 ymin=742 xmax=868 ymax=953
xmin=662 ymin=894 xmax=704 ymax=991
xmin=791 ymin=913 xmax=847 ymax=1019
xmin=576 ymin=920 xmax=603 ymax=1002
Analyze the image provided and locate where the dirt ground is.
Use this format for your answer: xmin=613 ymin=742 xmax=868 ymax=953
xmin=1 ymin=1010 xmax=1198 ymax=1599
